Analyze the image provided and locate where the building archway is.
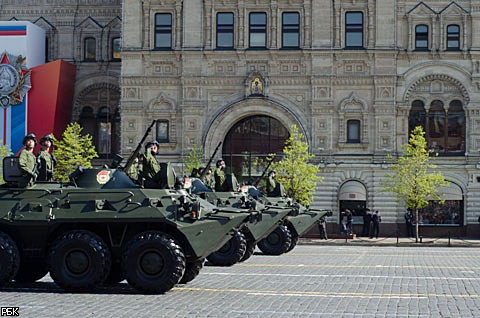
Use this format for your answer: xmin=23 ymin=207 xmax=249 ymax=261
xmin=223 ymin=115 xmax=289 ymax=182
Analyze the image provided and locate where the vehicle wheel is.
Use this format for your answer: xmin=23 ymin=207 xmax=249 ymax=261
xmin=206 ymin=231 xmax=246 ymax=266
xmin=122 ymin=231 xmax=185 ymax=294
xmin=257 ymin=225 xmax=292 ymax=255
xmin=104 ymin=260 xmax=125 ymax=284
xmin=49 ymin=230 xmax=111 ymax=292
xmin=0 ymin=232 xmax=20 ymax=287
xmin=239 ymin=238 xmax=256 ymax=262
xmin=14 ymin=260 xmax=48 ymax=283
xmin=285 ymin=234 xmax=299 ymax=253
xmin=178 ymin=259 xmax=204 ymax=284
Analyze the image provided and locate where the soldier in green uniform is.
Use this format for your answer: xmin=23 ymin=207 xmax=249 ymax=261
xmin=266 ymin=170 xmax=283 ymax=197
xmin=36 ymin=134 xmax=56 ymax=181
xmin=126 ymin=155 xmax=141 ymax=183
xmin=200 ymin=166 xmax=215 ymax=190
xmin=214 ymin=159 xmax=227 ymax=191
xmin=18 ymin=133 xmax=38 ymax=187
xmin=142 ymin=140 xmax=162 ymax=188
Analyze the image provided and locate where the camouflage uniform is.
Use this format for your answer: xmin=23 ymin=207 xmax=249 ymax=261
xmin=142 ymin=148 xmax=161 ymax=188
xmin=18 ymin=150 xmax=37 ymax=187
xmin=214 ymin=167 xmax=226 ymax=191
xmin=37 ymin=149 xmax=55 ymax=181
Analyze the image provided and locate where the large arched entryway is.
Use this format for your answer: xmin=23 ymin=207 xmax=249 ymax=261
xmin=223 ymin=115 xmax=289 ymax=183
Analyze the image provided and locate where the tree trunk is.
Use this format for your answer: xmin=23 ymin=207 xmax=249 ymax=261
xmin=414 ymin=208 xmax=419 ymax=243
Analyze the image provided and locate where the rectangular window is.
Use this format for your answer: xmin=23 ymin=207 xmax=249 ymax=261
xmin=345 ymin=12 xmax=363 ymax=49
xmin=84 ymin=37 xmax=96 ymax=61
xmin=347 ymin=120 xmax=360 ymax=143
xmin=446 ymin=25 xmax=460 ymax=51
xmin=98 ymin=122 xmax=112 ymax=154
xmin=415 ymin=25 xmax=429 ymax=51
xmin=155 ymin=13 xmax=172 ymax=49
xmin=249 ymin=12 xmax=267 ymax=49
xmin=112 ymin=37 xmax=121 ymax=61
xmin=156 ymin=120 xmax=169 ymax=143
xmin=216 ymin=12 xmax=234 ymax=49
xmin=282 ymin=12 xmax=299 ymax=49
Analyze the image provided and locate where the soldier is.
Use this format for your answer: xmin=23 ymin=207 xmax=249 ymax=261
xmin=126 ymin=155 xmax=141 ymax=183
xmin=18 ymin=133 xmax=38 ymax=187
xmin=36 ymin=134 xmax=56 ymax=181
xmin=214 ymin=159 xmax=227 ymax=191
xmin=200 ymin=166 xmax=215 ymax=190
xmin=142 ymin=140 xmax=162 ymax=188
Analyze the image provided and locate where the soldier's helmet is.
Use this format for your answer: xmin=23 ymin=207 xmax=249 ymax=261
xmin=145 ymin=140 xmax=160 ymax=149
xmin=216 ymin=159 xmax=224 ymax=168
xmin=40 ymin=134 xmax=54 ymax=146
xmin=22 ymin=133 xmax=37 ymax=145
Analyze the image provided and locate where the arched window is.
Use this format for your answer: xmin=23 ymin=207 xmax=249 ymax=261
xmin=446 ymin=25 xmax=460 ymax=51
xmin=223 ymin=116 xmax=289 ymax=181
xmin=84 ymin=37 xmax=96 ymax=61
xmin=408 ymin=99 xmax=465 ymax=154
xmin=415 ymin=25 xmax=429 ymax=51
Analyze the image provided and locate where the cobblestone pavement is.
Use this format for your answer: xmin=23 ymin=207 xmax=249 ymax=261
xmin=1 ymin=245 xmax=480 ymax=317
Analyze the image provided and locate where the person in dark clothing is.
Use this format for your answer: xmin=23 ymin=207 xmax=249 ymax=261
xmin=318 ymin=217 xmax=328 ymax=240
xmin=404 ymin=209 xmax=414 ymax=238
xmin=370 ymin=210 xmax=381 ymax=238
xmin=362 ymin=209 xmax=372 ymax=237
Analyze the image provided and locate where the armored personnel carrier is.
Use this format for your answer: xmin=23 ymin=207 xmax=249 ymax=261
xmin=247 ymin=186 xmax=332 ymax=255
xmin=189 ymin=176 xmax=293 ymax=265
xmin=0 ymin=165 xmax=257 ymax=294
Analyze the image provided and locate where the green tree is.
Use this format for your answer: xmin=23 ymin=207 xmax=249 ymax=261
xmin=270 ymin=125 xmax=322 ymax=206
xmin=183 ymin=143 xmax=204 ymax=175
xmin=0 ymin=142 xmax=12 ymax=184
xmin=382 ymin=126 xmax=448 ymax=242
xmin=54 ymin=122 xmax=98 ymax=182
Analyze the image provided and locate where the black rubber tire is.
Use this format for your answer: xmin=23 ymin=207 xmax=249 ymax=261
xmin=0 ymin=232 xmax=20 ymax=287
xmin=257 ymin=225 xmax=292 ymax=255
xmin=206 ymin=231 xmax=246 ymax=266
xmin=178 ymin=259 xmax=204 ymax=284
xmin=49 ymin=230 xmax=111 ymax=292
xmin=239 ymin=238 xmax=256 ymax=262
xmin=122 ymin=231 xmax=185 ymax=294
xmin=285 ymin=234 xmax=299 ymax=253
xmin=14 ymin=260 xmax=48 ymax=283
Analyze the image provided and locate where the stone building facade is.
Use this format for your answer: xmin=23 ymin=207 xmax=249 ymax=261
xmin=0 ymin=0 xmax=122 ymax=159
xmin=121 ymin=0 xmax=480 ymax=237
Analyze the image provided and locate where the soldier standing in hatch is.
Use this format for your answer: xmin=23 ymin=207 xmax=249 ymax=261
xmin=142 ymin=140 xmax=162 ymax=188
xmin=200 ymin=166 xmax=215 ymax=190
xmin=18 ymin=133 xmax=38 ymax=187
xmin=214 ymin=159 xmax=227 ymax=191
xmin=36 ymin=134 xmax=56 ymax=181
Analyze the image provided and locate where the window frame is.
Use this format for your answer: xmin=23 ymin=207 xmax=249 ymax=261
xmin=249 ymin=12 xmax=267 ymax=49
xmin=156 ymin=120 xmax=169 ymax=143
xmin=154 ymin=13 xmax=173 ymax=50
xmin=216 ymin=12 xmax=234 ymax=49
xmin=446 ymin=24 xmax=460 ymax=51
xmin=111 ymin=37 xmax=121 ymax=61
xmin=83 ymin=37 xmax=97 ymax=61
xmin=415 ymin=24 xmax=429 ymax=51
xmin=281 ymin=12 xmax=300 ymax=49
xmin=345 ymin=11 xmax=364 ymax=49
xmin=347 ymin=119 xmax=361 ymax=144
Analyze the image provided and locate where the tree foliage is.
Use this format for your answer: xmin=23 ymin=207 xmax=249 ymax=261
xmin=183 ymin=143 xmax=205 ymax=175
xmin=0 ymin=142 xmax=12 ymax=184
xmin=54 ymin=122 xmax=98 ymax=182
xmin=270 ymin=125 xmax=322 ymax=206
xmin=382 ymin=126 xmax=448 ymax=241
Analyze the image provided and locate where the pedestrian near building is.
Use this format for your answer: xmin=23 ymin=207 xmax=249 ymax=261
xmin=318 ymin=217 xmax=328 ymax=240
xmin=36 ymin=134 xmax=56 ymax=181
xmin=370 ymin=210 xmax=381 ymax=239
xmin=362 ymin=209 xmax=372 ymax=237
xmin=18 ymin=133 xmax=38 ymax=187
xmin=404 ymin=209 xmax=414 ymax=238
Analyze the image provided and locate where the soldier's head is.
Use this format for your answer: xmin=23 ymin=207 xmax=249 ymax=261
xmin=145 ymin=140 xmax=160 ymax=154
xmin=216 ymin=159 xmax=226 ymax=170
xmin=40 ymin=134 xmax=54 ymax=148
xmin=23 ymin=133 xmax=37 ymax=150
xmin=268 ymin=170 xmax=276 ymax=178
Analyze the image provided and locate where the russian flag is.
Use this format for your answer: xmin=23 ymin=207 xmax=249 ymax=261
xmin=0 ymin=25 xmax=27 ymax=36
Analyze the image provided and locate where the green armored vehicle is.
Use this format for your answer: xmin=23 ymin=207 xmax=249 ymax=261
xmin=189 ymin=176 xmax=293 ymax=265
xmin=0 ymin=165 xmax=257 ymax=294
xmin=247 ymin=186 xmax=332 ymax=255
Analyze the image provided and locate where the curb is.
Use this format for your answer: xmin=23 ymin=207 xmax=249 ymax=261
xmin=298 ymin=238 xmax=480 ymax=248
